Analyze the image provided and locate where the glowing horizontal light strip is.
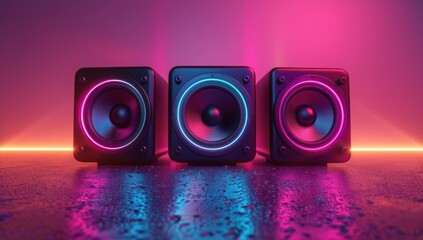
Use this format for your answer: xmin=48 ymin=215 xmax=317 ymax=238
xmin=351 ymin=148 xmax=423 ymax=152
xmin=0 ymin=147 xmax=423 ymax=152
xmin=0 ymin=147 xmax=73 ymax=152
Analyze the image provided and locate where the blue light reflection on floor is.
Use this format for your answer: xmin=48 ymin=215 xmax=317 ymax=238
xmin=171 ymin=167 xmax=255 ymax=238
xmin=56 ymin=157 xmax=423 ymax=239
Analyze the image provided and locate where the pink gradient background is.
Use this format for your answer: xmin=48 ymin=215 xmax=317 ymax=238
xmin=1 ymin=0 xmax=422 ymax=148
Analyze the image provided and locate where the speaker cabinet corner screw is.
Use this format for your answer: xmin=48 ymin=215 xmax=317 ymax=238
xmin=337 ymin=77 xmax=346 ymax=86
xmin=175 ymin=75 xmax=182 ymax=84
xmin=279 ymin=146 xmax=287 ymax=153
xmin=79 ymin=76 xmax=86 ymax=83
xmin=140 ymin=75 xmax=148 ymax=84
xmin=342 ymin=146 xmax=349 ymax=153
xmin=243 ymin=146 xmax=251 ymax=153
xmin=278 ymin=76 xmax=285 ymax=84
xmin=242 ymin=76 xmax=250 ymax=84
xmin=140 ymin=146 xmax=147 ymax=154
xmin=77 ymin=146 xmax=85 ymax=152
xmin=175 ymin=146 xmax=182 ymax=154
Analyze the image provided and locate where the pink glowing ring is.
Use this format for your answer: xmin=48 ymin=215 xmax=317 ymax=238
xmin=275 ymin=78 xmax=346 ymax=152
xmin=80 ymin=79 xmax=146 ymax=151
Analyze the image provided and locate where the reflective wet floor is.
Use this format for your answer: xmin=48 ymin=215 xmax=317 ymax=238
xmin=0 ymin=153 xmax=422 ymax=239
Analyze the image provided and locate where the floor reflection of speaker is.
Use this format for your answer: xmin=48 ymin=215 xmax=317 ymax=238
xmin=169 ymin=67 xmax=256 ymax=164
xmin=74 ymin=67 xmax=168 ymax=164
xmin=68 ymin=168 xmax=154 ymax=239
xmin=254 ymin=166 xmax=356 ymax=238
xmin=269 ymin=68 xmax=351 ymax=164
xmin=170 ymin=167 xmax=254 ymax=238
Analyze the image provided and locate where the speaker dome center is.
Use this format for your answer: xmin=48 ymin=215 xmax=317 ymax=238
xmin=110 ymin=104 xmax=131 ymax=128
xmin=296 ymin=105 xmax=316 ymax=127
xmin=201 ymin=105 xmax=222 ymax=126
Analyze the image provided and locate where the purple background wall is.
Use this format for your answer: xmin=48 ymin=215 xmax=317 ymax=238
xmin=1 ymin=0 xmax=422 ymax=148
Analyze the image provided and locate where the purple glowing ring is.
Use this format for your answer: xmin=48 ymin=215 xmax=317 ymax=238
xmin=80 ymin=79 xmax=147 ymax=150
xmin=275 ymin=78 xmax=345 ymax=152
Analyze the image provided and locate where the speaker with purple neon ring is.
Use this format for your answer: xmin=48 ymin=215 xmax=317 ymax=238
xmin=269 ymin=68 xmax=351 ymax=164
xmin=169 ymin=66 xmax=256 ymax=164
xmin=74 ymin=67 xmax=168 ymax=164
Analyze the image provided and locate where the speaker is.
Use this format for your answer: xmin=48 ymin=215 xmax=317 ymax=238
xmin=169 ymin=66 xmax=256 ymax=164
xmin=74 ymin=67 xmax=168 ymax=164
xmin=268 ymin=68 xmax=351 ymax=164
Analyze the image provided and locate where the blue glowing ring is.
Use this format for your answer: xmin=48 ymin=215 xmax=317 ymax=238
xmin=175 ymin=77 xmax=250 ymax=152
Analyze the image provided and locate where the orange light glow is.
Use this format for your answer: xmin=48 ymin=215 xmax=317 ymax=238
xmin=0 ymin=147 xmax=73 ymax=152
xmin=351 ymin=147 xmax=423 ymax=152
xmin=1 ymin=147 xmax=423 ymax=152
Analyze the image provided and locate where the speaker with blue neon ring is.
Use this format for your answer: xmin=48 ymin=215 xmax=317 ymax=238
xmin=169 ymin=66 xmax=256 ymax=164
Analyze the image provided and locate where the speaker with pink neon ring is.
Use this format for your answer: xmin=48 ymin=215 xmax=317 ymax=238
xmin=73 ymin=67 xmax=167 ymax=164
xmin=269 ymin=68 xmax=351 ymax=164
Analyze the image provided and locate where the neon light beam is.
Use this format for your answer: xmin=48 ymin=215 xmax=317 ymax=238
xmin=351 ymin=147 xmax=423 ymax=152
xmin=0 ymin=147 xmax=74 ymax=151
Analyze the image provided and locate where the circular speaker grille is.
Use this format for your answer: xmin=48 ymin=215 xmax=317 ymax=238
xmin=274 ymin=75 xmax=346 ymax=152
xmin=173 ymin=74 xmax=251 ymax=155
xmin=80 ymin=79 xmax=149 ymax=150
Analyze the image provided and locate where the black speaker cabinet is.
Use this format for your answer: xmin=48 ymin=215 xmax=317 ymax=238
xmin=169 ymin=66 xmax=256 ymax=164
xmin=74 ymin=67 xmax=168 ymax=164
xmin=267 ymin=68 xmax=351 ymax=164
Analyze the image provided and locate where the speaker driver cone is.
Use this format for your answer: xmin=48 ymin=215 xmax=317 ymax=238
xmin=173 ymin=75 xmax=251 ymax=154
xmin=185 ymin=87 xmax=240 ymax=142
xmin=80 ymin=79 xmax=148 ymax=150
xmin=286 ymin=89 xmax=334 ymax=142
xmin=275 ymin=76 xmax=345 ymax=152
